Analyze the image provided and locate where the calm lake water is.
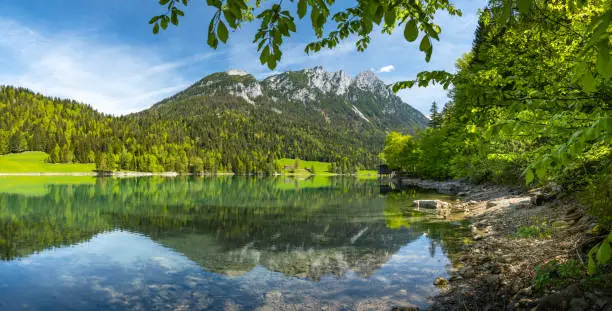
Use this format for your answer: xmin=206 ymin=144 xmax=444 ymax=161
xmin=0 ymin=176 xmax=468 ymax=310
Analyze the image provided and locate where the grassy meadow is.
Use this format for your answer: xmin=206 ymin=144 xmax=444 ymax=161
xmin=0 ymin=152 xmax=95 ymax=173
xmin=276 ymin=158 xmax=377 ymax=178
xmin=0 ymin=153 xmax=378 ymax=178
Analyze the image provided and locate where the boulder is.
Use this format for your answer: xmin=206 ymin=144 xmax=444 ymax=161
xmin=530 ymin=192 xmax=556 ymax=206
xmin=412 ymin=200 xmax=451 ymax=209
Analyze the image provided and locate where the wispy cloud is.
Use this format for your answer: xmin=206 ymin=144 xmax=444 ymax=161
xmin=378 ymin=65 xmax=395 ymax=73
xmin=0 ymin=19 xmax=214 ymax=115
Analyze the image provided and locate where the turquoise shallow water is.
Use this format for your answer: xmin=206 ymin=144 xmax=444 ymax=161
xmin=0 ymin=176 xmax=467 ymax=310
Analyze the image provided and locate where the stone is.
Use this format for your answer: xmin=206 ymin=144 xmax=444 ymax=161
xmin=460 ymin=267 xmax=475 ymax=278
xmin=531 ymin=192 xmax=555 ymax=206
xmin=484 ymin=275 xmax=499 ymax=287
xmin=489 ymin=264 xmax=502 ymax=274
xmin=434 ymin=277 xmax=449 ymax=286
xmin=413 ymin=200 xmax=451 ymax=209
xmin=501 ymin=254 xmax=514 ymax=263
xmin=569 ymin=298 xmax=588 ymax=311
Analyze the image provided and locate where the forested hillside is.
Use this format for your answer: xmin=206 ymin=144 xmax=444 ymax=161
xmin=0 ymin=68 xmax=427 ymax=173
xmin=381 ymin=1 xmax=611 ymax=220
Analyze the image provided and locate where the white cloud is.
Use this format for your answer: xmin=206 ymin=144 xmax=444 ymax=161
xmin=0 ymin=19 xmax=214 ymax=115
xmin=378 ymin=65 xmax=395 ymax=73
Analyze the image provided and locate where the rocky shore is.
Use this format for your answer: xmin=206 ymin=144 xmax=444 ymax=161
xmin=410 ymin=180 xmax=612 ymax=310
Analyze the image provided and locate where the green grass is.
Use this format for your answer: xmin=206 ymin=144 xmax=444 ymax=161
xmin=276 ymin=158 xmax=378 ymax=177
xmin=0 ymin=176 xmax=96 ymax=196
xmin=276 ymin=158 xmax=334 ymax=175
xmin=0 ymin=152 xmax=95 ymax=173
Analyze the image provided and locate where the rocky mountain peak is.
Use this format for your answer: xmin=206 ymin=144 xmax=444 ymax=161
xmin=353 ymin=70 xmax=389 ymax=96
xmin=302 ymin=67 xmax=353 ymax=96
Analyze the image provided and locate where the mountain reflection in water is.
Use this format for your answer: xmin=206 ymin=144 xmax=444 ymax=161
xmin=0 ymin=176 xmax=468 ymax=310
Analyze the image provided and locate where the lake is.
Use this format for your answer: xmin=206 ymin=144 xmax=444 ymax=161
xmin=0 ymin=176 xmax=468 ymax=310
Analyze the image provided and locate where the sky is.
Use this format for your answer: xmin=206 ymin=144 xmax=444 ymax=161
xmin=0 ymin=0 xmax=487 ymax=115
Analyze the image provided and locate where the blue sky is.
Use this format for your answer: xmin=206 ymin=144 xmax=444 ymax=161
xmin=0 ymin=0 xmax=486 ymax=115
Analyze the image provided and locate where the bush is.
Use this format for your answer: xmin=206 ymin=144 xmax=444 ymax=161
xmin=535 ymin=259 xmax=584 ymax=290
xmin=516 ymin=218 xmax=552 ymax=239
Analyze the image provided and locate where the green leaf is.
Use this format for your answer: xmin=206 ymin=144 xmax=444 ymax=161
xmin=159 ymin=0 xmax=171 ymax=5
xmin=588 ymin=246 xmax=598 ymax=275
xmin=311 ymin=9 xmax=320 ymax=28
xmin=500 ymin=2 xmax=512 ymax=23
xmin=404 ymin=19 xmax=418 ymax=42
xmin=206 ymin=0 xmax=222 ymax=8
xmin=160 ymin=16 xmax=169 ymax=30
xmin=207 ymin=20 xmax=219 ymax=49
xmin=153 ymin=23 xmax=160 ymax=34
xmin=419 ymin=36 xmax=431 ymax=52
xmin=596 ymin=241 xmax=611 ymax=264
xmin=217 ymin=21 xmax=229 ymax=43
xmin=373 ymin=5 xmax=384 ymax=24
xmin=518 ymin=0 xmax=530 ymax=14
xmin=223 ymin=9 xmax=237 ymax=27
xmin=171 ymin=11 xmax=179 ymax=26
xmin=535 ymin=163 xmax=546 ymax=181
xmin=596 ymin=41 xmax=610 ymax=77
xmin=149 ymin=16 xmax=160 ymax=24
xmin=384 ymin=8 xmax=396 ymax=26
xmin=525 ymin=169 xmax=534 ymax=185
xmin=297 ymin=0 xmax=307 ymax=19
xmin=260 ymin=46 xmax=269 ymax=65
xmin=580 ymin=71 xmax=596 ymax=93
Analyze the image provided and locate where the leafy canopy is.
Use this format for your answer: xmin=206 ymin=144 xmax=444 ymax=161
xmin=150 ymin=0 xmax=461 ymax=73
xmin=151 ymin=0 xmax=610 ymax=92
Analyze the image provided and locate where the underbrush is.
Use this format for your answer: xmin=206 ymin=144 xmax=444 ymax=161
xmin=515 ymin=217 xmax=553 ymax=239
xmin=535 ymin=259 xmax=585 ymax=290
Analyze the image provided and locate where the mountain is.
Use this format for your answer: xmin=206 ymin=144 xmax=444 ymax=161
xmin=0 ymin=67 xmax=427 ymax=173
xmin=154 ymin=66 xmax=426 ymax=133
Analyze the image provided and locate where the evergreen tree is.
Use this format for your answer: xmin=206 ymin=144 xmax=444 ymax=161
xmin=9 ymin=133 xmax=21 ymax=153
xmin=49 ymin=144 xmax=61 ymax=163
xmin=429 ymin=102 xmax=442 ymax=129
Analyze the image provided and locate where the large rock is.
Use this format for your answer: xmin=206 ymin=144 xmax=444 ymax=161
xmin=412 ymin=200 xmax=451 ymax=209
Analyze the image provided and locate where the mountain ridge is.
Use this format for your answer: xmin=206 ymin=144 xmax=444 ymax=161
xmin=152 ymin=66 xmax=427 ymax=132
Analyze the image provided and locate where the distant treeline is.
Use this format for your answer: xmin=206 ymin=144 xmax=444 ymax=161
xmin=0 ymin=87 xmax=369 ymax=173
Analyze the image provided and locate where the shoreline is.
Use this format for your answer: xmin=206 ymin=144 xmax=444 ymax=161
xmin=404 ymin=179 xmax=611 ymax=310
xmin=0 ymin=172 xmax=370 ymax=177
